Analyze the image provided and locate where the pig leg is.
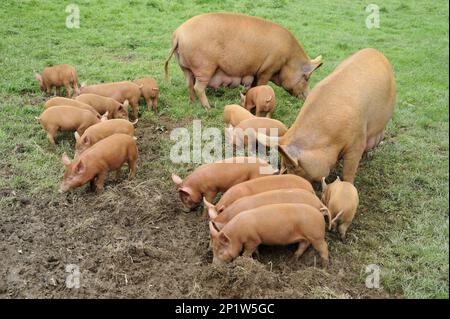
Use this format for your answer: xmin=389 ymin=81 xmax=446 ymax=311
xmin=310 ymin=239 xmax=329 ymax=268
xmin=294 ymin=240 xmax=311 ymax=259
xmin=113 ymin=169 xmax=121 ymax=181
xmin=192 ymin=67 xmax=216 ymax=109
xmin=128 ymin=158 xmax=137 ymax=179
xmin=181 ymin=67 xmax=196 ymax=103
xmin=145 ymin=97 xmax=152 ymax=112
xmin=56 ymin=86 xmax=61 ymax=96
xmin=242 ymin=241 xmax=259 ymax=258
xmin=46 ymin=131 xmax=56 ymax=145
xmin=94 ymin=171 xmax=108 ymax=193
xmin=64 ymin=81 xmax=72 ymax=98
xmin=342 ymin=147 xmax=365 ymax=184
xmin=152 ymin=96 xmax=158 ymax=112
xmin=266 ymin=110 xmax=274 ymax=118
xmin=130 ymin=98 xmax=139 ymax=120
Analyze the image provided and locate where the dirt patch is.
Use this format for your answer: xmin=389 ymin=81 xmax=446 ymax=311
xmin=0 ymin=116 xmax=392 ymax=298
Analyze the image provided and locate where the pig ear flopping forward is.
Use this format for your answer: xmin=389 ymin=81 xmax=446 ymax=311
xmin=209 ymin=221 xmax=219 ymax=237
xmin=171 ymin=174 xmax=183 ymax=186
xmin=203 ymin=197 xmax=218 ymax=220
xmin=74 ymin=159 xmax=86 ymax=174
xmin=61 ymin=153 xmax=71 ymax=166
xmin=218 ymin=232 xmax=230 ymax=245
xmin=302 ymin=55 xmax=323 ymax=75
xmin=321 ymin=177 xmax=328 ymax=192
xmin=34 ymin=72 xmax=43 ymax=83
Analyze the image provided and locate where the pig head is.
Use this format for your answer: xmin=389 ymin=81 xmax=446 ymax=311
xmin=59 ymin=153 xmax=93 ymax=193
xmin=171 ymin=174 xmax=202 ymax=212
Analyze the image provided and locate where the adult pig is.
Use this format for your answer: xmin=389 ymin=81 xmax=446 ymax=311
xmin=171 ymin=157 xmax=277 ymax=213
xmin=256 ymin=48 xmax=396 ymax=183
xmin=75 ymin=118 xmax=138 ymax=156
xmin=59 ymin=133 xmax=138 ymax=193
xmin=164 ymin=13 xmax=323 ymax=109
xmin=205 ymin=188 xmax=329 ymax=230
xmin=75 ymin=81 xmax=142 ymax=119
xmin=209 ymin=203 xmax=329 ymax=267
xmin=215 ymin=174 xmax=314 ymax=212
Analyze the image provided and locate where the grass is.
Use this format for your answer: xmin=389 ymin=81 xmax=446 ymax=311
xmin=0 ymin=0 xmax=448 ymax=298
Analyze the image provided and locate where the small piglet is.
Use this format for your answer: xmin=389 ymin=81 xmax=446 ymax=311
xmin=36 ymin=106 xmax=106 ymax=145
xmin=35 ymin=64 xmax=78 ymax=97
xmin=215 ymin=174 xmax=314 ymax=212
xmin=44 ymin=97 xmax=100 ymax=116
xmin=321 ymin=177 xmax=359 ymax=239
xmin=223 ymin=104 xmax=254 ymax=127
xmin=75 ymin=81 xmax=142 ymax=119
xmin=205 ymin=188 xmax=329 ymax=229
xmin=133 ymin=77 xmax=159 ymax=112
xmin=75 ymin=119 xmax=138 ymax=156
xmin=240 ymin=85 xmax=276 ymax=118
xmin=59 ymin=133 xmax=138 ymax=193
xmin=75 ymin=93 xmax=129 ymax=120
xmin=226 ymin=117 xmax=287 ymax=147
xmin=209 ymin=203 xmax=329 ymax=267
xmin=171 ymin=157 xmax=277 ymax=213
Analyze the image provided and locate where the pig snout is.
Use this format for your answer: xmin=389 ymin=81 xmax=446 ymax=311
xmin=58 ymin=183 xmax=71 ymax=193
xmin=212 ymin=256 xmax=226 ymax=265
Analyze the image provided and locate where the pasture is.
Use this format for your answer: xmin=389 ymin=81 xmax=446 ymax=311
xmin=0 ymin=0 xmax=448 ymax=298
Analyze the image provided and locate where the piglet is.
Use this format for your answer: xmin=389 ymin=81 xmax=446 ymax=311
xmin=240 ymin=85 xmax=276 ymax=118
xmin=223 ymin=104 xmax=255 ymax=127
xmin=215 ymin=174 xmax=314 ymax=213
xmin=133 ymin=77 xmax=159 ymax=112
xmin=209 ymin=203 xmax=329 ymax=267
xmin=35 ymin=64 xmax=78 ymax=97
xmin=226 ymin=117 xmax=287 ymax=147
xmin=44 ymin=97 xmax=100 ymax=116
xmin=75 ymin=93 xmax=129 ymax=120
xmin=75 ymin=81 xmax=142 ymax=119
xmin=59 ymin=133 xmax=138 ymax=193
xmin=75 ymin=118 xmax=138 ymax=156
xmin=205 ymin=188 xmax=329 ymax=230
xmin=171 ymin=157 xmax=278 ymax=213
xmin=36 ymin=106 xmax=107 ymax=145
xmin=321 ymin=177 xmax=359 ymax=239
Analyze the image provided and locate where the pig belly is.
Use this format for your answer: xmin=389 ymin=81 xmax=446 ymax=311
xmin=365 ymin=130 xmax=385 ymax=151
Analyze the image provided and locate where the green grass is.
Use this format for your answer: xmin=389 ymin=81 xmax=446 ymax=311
xmin=0 ymin=0 xmax=448 ymax=298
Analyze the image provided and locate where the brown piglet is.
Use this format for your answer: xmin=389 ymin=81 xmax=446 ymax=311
xmin=223 ymin=104 xmax=255 ymax=127
xmin=59 ymin=133 xmax=138 ymax=193
xmin=240 ymin=85 xmax=276 ymax=118
xmin=35 ymin=64 xmax=78 ymax=97
xmin=36 ymin=106 xmax=107 ymax=145
xmin=75 ymin=118 xmax=138 ymax=156
xmin=209 ymin=203 xmax=329 ymax=267
xmin=215 ymin=174 xmax=314 ymax=213
xmin=44 ymin=97 xmax=100 ymax=116
xmin=133 ymin=77 xmax=159 ymax=112
xmin=171 ymin=157 xmax=278 ymax=213
xmin=75 ymin=81 xmax=142 ymax=119
xmin=75 ymin=93 xmax=129 ymax=120
xmin=321 ymin=177 xmax=359 ymax=239
xmin=205 ymin=188 xmax=329 ymax=230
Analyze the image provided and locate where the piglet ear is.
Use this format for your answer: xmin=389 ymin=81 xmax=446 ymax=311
xmin=34 ymin=73 xmax=42 ymax=82
xmin=321 ymin=177 xmax=328 ymax=191
xmin=123 ymin=100 xmax=129 ymax=107
xmin=74 ymin=159 xmax=86 ymax=174
xmin=74 ymin=132 xmax=80 ymax=142
xmin=209 ymin=221 xmax=219 ymax=237
xmin=219 ymin=232 xmax=230 ymax=245
xmin=62 ymin=153 xmax=71 ymax=166
xmin=336 ymin=176 xmax=341 ymax=182
xmin=83 ymin=136 xmax=90 ymax=146
xmin=171 ymin=174 xmax=183 ymax=186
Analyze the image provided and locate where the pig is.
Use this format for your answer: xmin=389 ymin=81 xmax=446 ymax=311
xmin=208 ymin=70 xmax=254 ymax=89
xmin=59 ymin=133 xmax=137 ymax=193
xmin=204 ymin=188 xmax=330 ymax=230
xmin=74 ymin=118 xmax=138 ymax=156
xmin=133 ymin=77 xmax=159 ymax=112
xmin=209 ymin=203 xmax=329 ymax=267
xmin=256 ymin=48 xmax=396 ymax=183
xmin=226 ymin=117 xmax=287 ymax=147
xmin=36 ymin=106 xmax=107 ymax=145
xmin=44 ymin=97 xmax=100 ymax=116
xmin=35 ymin=64 xmax=79 ymax=97
xmin=223 ymin=104 xmax=255 ymax=127
xmin=75 ymin=81 xmax=142 ymax=119
xmin=240 ymin=85 xmax=276 ymax=118
xmin=171 ymin=157 xmax=278 ymax=213
xmin=321 ymin=177 xmax=359 ymax=239
xmin=164 ymin=13 xmax=323 ymax=109
xmin=215 ymin=174 xmax=314 ymax=213
xmin=75 ymin=93 xmax=129 ymax=120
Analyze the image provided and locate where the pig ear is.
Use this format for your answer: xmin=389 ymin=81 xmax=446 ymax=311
xmin=74 ymin=132 xmax=81 ymax=142
xmin=74 ymin=159 xmax=86 ymax=174
xmin=336 ymin=176 xmax=341 ymax=182
xmin=179 ymin=186 xmax=201 ymax=202
xmin=209 ymin=221 xmax=219 ymax=237
xmin=83 ymin=136 xmax=90 ymax=145
xmin=278 ymin=145 xmax=299 ymax=167
xmin=204 ymin=197 xmax=218 ymax=220
xmin=35 ymin=73 xmax=42 ymax=83
xmin=171 ymin=174 xmax=183 ymax=186
xmin=218 ymin=232 xmax=230 ymax=245
xmin=61 ymin=153 xmax=71 ymax=166
xmin=123 ymin=100 xmax=129 ymax=107
xmin=321 ymin=177 xmax=328 ymax=191
xmin=303 ymin=55 xmax=323 ymax=74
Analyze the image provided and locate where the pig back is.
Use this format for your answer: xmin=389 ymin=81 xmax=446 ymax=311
xmin=40 ymin=106 xmax=98 ymax=128
xmin=237 ymin=118 xmax=288 ymax=136
xmin=83 ymin=119 xmax=134 ymax=143
xmin=223 ymin=105 xmax=254 ymax=126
